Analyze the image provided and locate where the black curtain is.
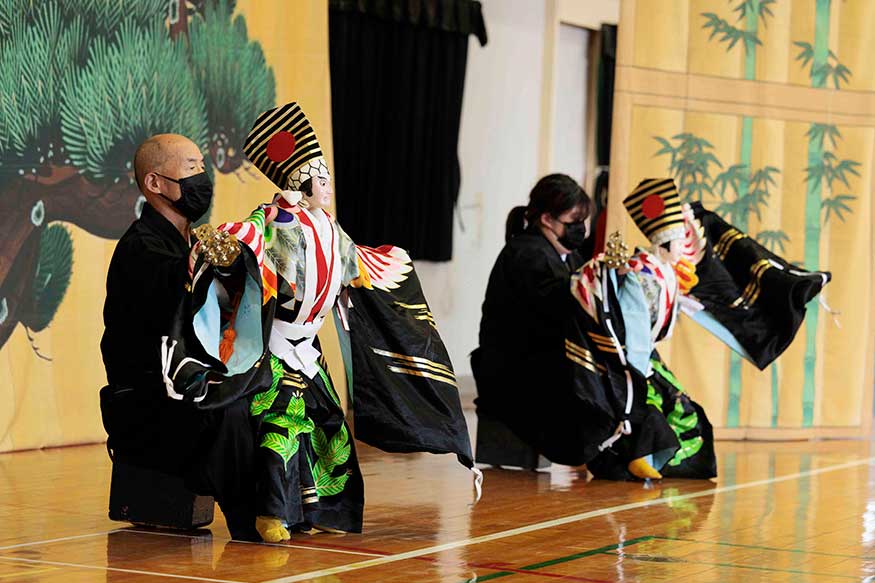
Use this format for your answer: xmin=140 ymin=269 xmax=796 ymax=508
xmin=329 ymin=0 xmax=487 ymax=261
xmin=580 ymin=23 xmax=617 ymax=260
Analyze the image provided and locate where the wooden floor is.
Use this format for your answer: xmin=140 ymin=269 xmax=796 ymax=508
xmin=2 ymin=414 xmax=875 ymax=582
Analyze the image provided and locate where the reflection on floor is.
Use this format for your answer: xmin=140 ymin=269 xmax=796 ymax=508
xmin=1 ymin=415 xmax=874 ymax=582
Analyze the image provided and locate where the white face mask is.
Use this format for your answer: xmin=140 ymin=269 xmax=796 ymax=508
xmin=305 ymin=174 xmax=333 ymax=210
xmin=656 ymin=238 xmax=685 ymax=265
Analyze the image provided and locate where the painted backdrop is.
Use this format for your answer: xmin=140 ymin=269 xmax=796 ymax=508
xmin=608 ymin=0 xmax=874 ymax=438
xmin=0 ymin=0 xmax=338 ymax=452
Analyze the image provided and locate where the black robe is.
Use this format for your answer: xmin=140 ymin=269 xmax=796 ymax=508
xmin=101 ymin=203 xmax=189 ymax=393
xmin=688 ymin=202 xmax=830 ymax=369
xmin=472 ymin=228 xmax=613 ymax=466
xmin=99 ymin=203 xmax=258 ymax=536
xmin=159 ymin=208 xmax=475 ymax=532
xmin=472 ymin=229 xmax=698 ymax=475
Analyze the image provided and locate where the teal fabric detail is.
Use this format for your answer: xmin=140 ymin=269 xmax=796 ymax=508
xmin=193 ymin=271 xmax=265 ymax=376
xmin=690 ymin=309 xmax=755 ymax=364
xmin=223 ymin=272 xmax=264 ymax=375
xmin=193 ymin=283 xmax=221 ymax=359
xmin=617 ymin=272 xmax=654 ymax=376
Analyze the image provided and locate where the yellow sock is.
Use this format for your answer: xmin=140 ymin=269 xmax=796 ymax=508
xmin=256 ymin=516 xmax=291 ymax=543
xmin=627 ymin=457 xmax=663 ymax=480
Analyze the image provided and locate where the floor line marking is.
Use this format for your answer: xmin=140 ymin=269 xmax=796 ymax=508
xmin=465 ymin=537 xmax=655 ymax=582
xmin=0 ymin=556 xmax=248 ymax=583
xmin=262 ymin=455 xmax=875 ymax=583
xmin=128 ymin=528 xmax=610 ymax=582
xmin=120 ymin=528 xmax=385 ymax=557
xmin=267 ymin=537 xmax=614 ymax=581
xmin=0 ymin=567 xmax=60 ymax=579
xmin=603 ymin=551 xmax=860 ymax=580
xmin=657 ymin=535 xmax=875 ymax=560
xmin=265 ymin=539 xmax=392 ymax=557
xmin=468 ymin=566 xmax=610 ymax=583
xmin=0 ymin=530 xmax=123 ymax=552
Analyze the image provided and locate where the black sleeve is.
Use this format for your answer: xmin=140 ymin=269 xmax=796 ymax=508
xmin=116 ymin=234 xmax=190 ymax=318
xmin=505 ymin=246 xmax=572 ymax=328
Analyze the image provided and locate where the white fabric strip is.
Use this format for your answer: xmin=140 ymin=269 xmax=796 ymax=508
xmin=269 ymin=330 xmax=321 ymax=379
xmin=602 ymin=274 xmax=634 ymax=417
xmin=158 ymin=337 xmax=206 ymax=403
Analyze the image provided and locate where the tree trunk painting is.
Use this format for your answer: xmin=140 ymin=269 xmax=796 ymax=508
xmin=0 ymin=0 xmax=275 ymax=354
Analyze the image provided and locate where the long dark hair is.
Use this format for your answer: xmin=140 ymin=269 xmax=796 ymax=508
xmin=505 ymin=174 xmax=591 ymax=241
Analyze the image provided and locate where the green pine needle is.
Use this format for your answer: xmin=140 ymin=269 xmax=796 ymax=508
xmin=60 ymin=21 xmax=209 ymax=182
xmin=187 ymin=0 xmax=275 ymax=164
xmin=0 ymin=2 xmax=84 ymax=158
xmin=22 ymin=223 xmax=74 ymax=332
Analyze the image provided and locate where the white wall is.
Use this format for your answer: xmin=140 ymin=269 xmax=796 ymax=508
xmin=552 ymin=24 xmax=589 ymax=185
xmin=416 ymin=0 xmax=549 ymax=378
xmin=415 ymin=2 xmax=617 ymax=385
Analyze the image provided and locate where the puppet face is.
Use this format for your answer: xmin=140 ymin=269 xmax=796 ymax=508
xmin=306 ymin=174 xmax=333 ymax=210
xmin=657 ymin=238 xmax=685 ymax=265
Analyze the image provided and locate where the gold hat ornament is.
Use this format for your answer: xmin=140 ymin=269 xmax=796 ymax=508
xmin=602 ymin=231 xmax=632 ymax=269
xmin=193 ymin=224 xmax=240 ymax=268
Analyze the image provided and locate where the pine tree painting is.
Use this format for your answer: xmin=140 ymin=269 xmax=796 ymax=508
xmin=0 ymin=0 xmax=275 ymax=354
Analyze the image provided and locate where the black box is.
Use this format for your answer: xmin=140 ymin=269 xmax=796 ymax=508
xmin=475 ymin=413 xmax=551 ymax=471
xmin=108 ymin=459 xmax=214 ymax=529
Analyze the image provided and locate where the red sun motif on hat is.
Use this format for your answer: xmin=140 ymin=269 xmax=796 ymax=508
xmin=642 ymin=194 xmax=665 ymax=219
xmin=266 ymin=131 xmax=296 ymax=162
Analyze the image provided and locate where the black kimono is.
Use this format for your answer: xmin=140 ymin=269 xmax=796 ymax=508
xmin=686 ymin=202 xmax=830 ymax=369
xmin=472 ymin=227 xmax=614 ymax=466
xmin=473 ymin=196 xmax=828 ymax=480
xmin=473 ymin=228 xmax=709 ymax=476
xmin=99 ymin=203 xmax=258 ymax=536
xmin=159 ymin=201 xmax=476 ymax=534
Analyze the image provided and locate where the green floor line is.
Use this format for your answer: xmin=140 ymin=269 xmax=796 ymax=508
xmin=520 ymin=535 xmax=656 ymax=570
xmin=463 ymin=536 xmax=655 ymax=582
xmin=657 ymin=535 xmax=875 ymax=561
xmin=464 ymin=532 xmax=872 ymax=583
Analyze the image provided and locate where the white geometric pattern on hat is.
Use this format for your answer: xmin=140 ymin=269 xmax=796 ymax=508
xmin=289 ymin=157 xmax=331 ymax=190
xmin=650 ymin=225 xmax=686 ymax=247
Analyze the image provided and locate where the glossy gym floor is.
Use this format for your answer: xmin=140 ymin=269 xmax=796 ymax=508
xmin=2 ymin=411 xmax=874 ymax=582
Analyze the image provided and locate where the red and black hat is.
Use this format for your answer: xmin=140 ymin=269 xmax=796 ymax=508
xmin=623 ymin=178 xmax=685 ymax=245
xmin=243 ymin=102 xmax=330 ymax=191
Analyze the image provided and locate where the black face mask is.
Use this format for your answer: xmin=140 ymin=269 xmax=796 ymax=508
xmin=157 ymin=171 xmax=213 ymax=222
xmin=555 ymin=220 xmax=588 ymax=250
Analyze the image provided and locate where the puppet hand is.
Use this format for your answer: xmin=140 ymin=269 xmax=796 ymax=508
xmin=193 ymin=224 xmax=241 ymax=268
xmin=258 ymin=202 xmax=280 ymax=224
xmin=279 ymin=190 xmax=304 ymax=207
xmin=617 ymin=258 xmax=645 ymax=276
xmin=674 ymin=257 xmax=699 ymax=294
